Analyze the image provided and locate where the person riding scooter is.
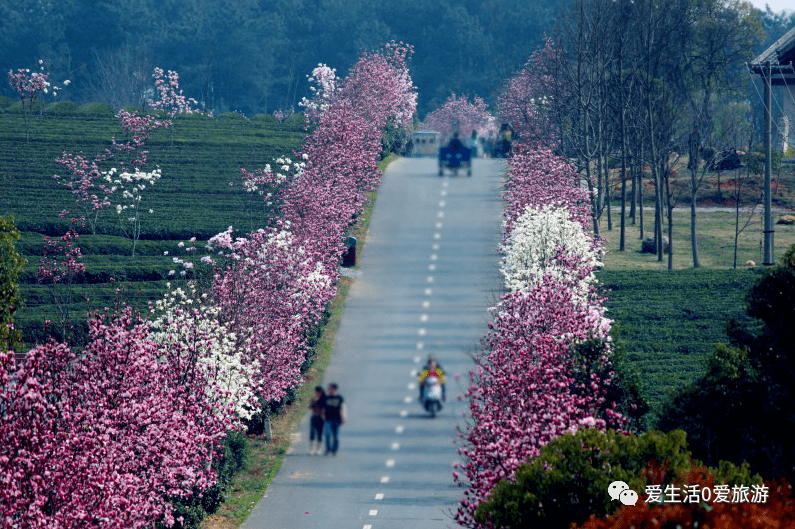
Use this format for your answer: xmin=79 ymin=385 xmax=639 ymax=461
xmin=418 ymin=355 xmax=446 ymax=405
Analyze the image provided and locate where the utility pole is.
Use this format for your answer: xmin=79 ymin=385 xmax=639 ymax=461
xmin=763 ymin=61 xmax=774 ymax=266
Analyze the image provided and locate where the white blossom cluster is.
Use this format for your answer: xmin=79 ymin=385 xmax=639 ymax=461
xmin=299 ymin=64 xmax=338 ymax=120
xmin=149 ymin=282 xmax=259 ymax=420
xmin=500 ymin=203 xmax=603 ymax=302
xmin=104 ymin=167 xmax=162 ymax=221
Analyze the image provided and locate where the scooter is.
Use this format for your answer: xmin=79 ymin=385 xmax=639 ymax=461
xmin=421 ymin=375 xmax=443 ymax=417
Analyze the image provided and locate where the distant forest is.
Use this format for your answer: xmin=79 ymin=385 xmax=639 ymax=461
xmin=1 ymin=1 xmax=794 ymax=117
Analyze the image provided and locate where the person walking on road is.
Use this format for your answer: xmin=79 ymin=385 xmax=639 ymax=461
xmin=308 ymin=386 xmax=326 ymax=455
xmin=323 ymin=383 xmax=346 ymax=455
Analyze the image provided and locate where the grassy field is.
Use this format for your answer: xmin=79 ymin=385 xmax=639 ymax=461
xmin=0 ymin=103 xmax=306 ymax=346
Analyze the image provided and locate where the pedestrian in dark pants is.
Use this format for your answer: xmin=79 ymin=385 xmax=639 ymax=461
xmin=323 ymin=383 xmax=346 ymax=455
xmin=308 ymin=386 xmax=326 ymax=455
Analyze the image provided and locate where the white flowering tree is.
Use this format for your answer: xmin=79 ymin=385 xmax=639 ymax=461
xmin=501 ymin=203 xmax=603 ymax=302
xmin=104 ymin=167 xmax=162 ymax=255
xmin=148 ymin=282 xmax=259 ymax=421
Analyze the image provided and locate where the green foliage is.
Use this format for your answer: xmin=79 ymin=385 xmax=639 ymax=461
xmin=0 ymin=96 xmax=15 ymax=109
xmin=77 ymin=102 xmax=116 ymax=116
xmin=0 ymin=216 xmax=25 ymax=352
xmin=475 ymin=428 xmax=761 ymax=529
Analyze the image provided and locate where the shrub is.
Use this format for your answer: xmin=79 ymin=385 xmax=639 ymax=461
xmin=77 ymin=102 xmax=116 ymax=116
xmin=475 ymin=429 xmax=761 ymax=529
xmin=0 ymin=216 xmax=25 ymax=352
xmin=0 ymin=95 xmax=16 ymax=109
xmin=44 ymin=101 xmax=79 ymax=115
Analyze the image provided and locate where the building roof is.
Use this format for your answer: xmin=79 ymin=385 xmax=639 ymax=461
xmin=749 ymin=25 xmax=795 ymax=86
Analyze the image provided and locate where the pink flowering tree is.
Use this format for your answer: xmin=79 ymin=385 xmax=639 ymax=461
xmin=148 ymin=67 xmax=200 ymax=118
xmin=36 ymin=223 xmax=86 ymax=341
xmin=53 ymin=153 xmax=114 ymax=234
xmin=502 ymin=143 xmax=593 ymax=237
xmin=454 ymin=274 xmax=622 ymax=528
xmin=497 ymin=38 xmax=560 ymax=145
xmin=424 ymin=94 xmax=493 ymax=143
xmin=8 ymin=60 xmax=69 ymax=142
xmin=0 ymin=306 xmax=234 ymax=528
xmin=210 ymin=224 xmax=334 ymax=404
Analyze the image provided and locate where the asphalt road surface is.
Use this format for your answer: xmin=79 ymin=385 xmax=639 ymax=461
xmin=241 ymin=157 xmax=507 ymax=529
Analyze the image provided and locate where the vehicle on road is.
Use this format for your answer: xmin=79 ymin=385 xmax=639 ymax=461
xmin=438 ymin=145 xmax=472 ymax=176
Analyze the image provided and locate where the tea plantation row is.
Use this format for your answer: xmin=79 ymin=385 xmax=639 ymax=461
xmin=596 ymin=267 xmax=763 ymax=416
xmin=1 ymin=102 xmax=306 ymax=345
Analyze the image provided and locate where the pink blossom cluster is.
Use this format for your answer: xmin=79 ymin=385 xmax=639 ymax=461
xmin=423 ymin=94 xmax=493 ymax=142
xmin=36 ymin=227 xmax=86 ymax=285
xmin=7 ymin=60 xmax=69 ymax=110
xmin=454 ymin=132 xmax=624 ymax=527
xmin=502 ymin=142 xmax=592 ymax=239
xmin=148 ymin=67 xmax=200 ymax=117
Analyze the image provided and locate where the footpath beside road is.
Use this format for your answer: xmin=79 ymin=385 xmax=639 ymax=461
xmin=240 ymin=157 xmax=506 ymax=529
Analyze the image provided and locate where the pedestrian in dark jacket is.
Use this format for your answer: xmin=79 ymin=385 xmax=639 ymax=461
xmin=323 ymin=383 xmax=346 ymax=455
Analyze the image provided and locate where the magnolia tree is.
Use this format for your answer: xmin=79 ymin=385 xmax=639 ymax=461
xmin=0 ymin=307 xmax=234 ymax=528
xmin=8 ymin=60 xmax=70 ymax=141
xmin=54 ymin=154 xmax=113 ymax=234
xmin=210 ymin=225 xmax=334 ymax=403
xmin=423 ymin=94 xmax=493 ymax=142
xmin=502 ymin=143 xmax=592 ymax=238
xmin=104 ymin=167 xmax=162 ymax=256
xmin=454 ymin=274 xmax=621 ymax=528
xmin=501 ymin=203 xmax=603 ymax=302
xmin=497 ymin=38 xmax=559 ymax=144
xmin=456 ymin=106 xmax=623 ymax=527
xmin=148 ymin=67 xmax=200 ymax=118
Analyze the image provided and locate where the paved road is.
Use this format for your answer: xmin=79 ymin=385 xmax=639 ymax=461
xmin=241 ymin=157 xmax=506 ymax=529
